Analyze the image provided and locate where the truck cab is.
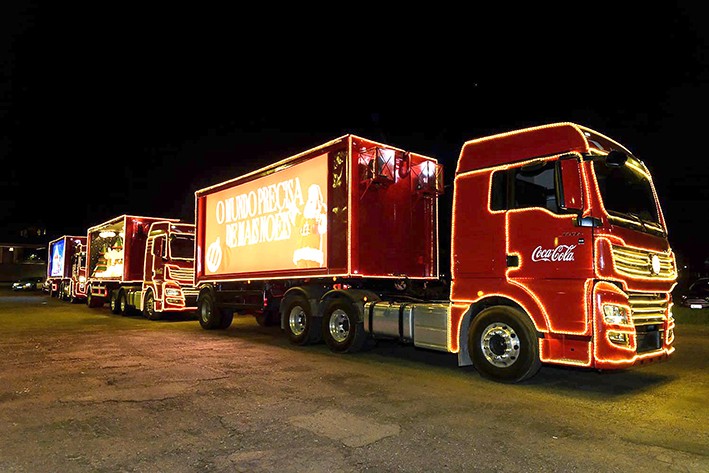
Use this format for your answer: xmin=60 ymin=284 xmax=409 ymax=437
xmin=450 ymin=123 xmax=676 ymax=380
xmin=66 ymin=242 xmax=87 ymax=302
xmin=141 ymin=222 xmax=198 ymax=319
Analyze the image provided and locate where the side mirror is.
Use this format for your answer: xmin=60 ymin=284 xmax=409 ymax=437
xmin=556 ymin=156 xmax=583 ymax=212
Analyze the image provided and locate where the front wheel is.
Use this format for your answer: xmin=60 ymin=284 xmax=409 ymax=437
xmin=322 ymin=299 xmax=367 ymax=353
xmin=142 ymin=290 xmax=161 ymax=320
xmin=218 ymin=310 xmax=234 ymax=329
xmin=468 ymin=306 xmax=542 ymax=383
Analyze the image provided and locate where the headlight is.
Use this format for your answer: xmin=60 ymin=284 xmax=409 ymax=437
xmin=79 ymin=276 xmax=86 ymax=282
xmin=165 ymin=288 xmax=181 ymax=297
xmin=603 ymin=304 xmax=631 ymax=325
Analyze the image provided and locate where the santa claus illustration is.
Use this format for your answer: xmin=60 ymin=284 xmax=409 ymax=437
xmin=293 ymin=184 xmax=327 ymax=268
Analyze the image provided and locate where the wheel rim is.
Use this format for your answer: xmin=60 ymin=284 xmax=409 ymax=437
xmin=145 ymin=294 xmax=154 ymax=316
xmin=480 ymin=322 xmax=520 ymax=367
xmin=288 ymin=305 xmax=306 ymax=336
xmin=200 ymin=299 xmax=211 ymax=323
xmin=111 ymin=296 xmax=117 ymax=311
xmin=120 ymin=297 xmax=127 ymax=312
xmin=328 ymin=309 xmax=350 ymax=343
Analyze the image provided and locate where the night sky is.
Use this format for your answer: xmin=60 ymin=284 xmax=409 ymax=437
xmin=2 ymin=3 xmax=708 ymax=271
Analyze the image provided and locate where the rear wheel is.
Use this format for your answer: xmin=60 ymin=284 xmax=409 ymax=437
xmin=118 ymin=290 xmax=132 ymax=316
xmin=59 ymin=282 xmax=66 ymax=301
xmin=255 ymin=309 xmax=279 ymax=327
xmin=198 ymin=292 xmax=222 ymax=330
xmin=468 ymin=306 xmax=542 ymax=383
xmin=110 ymin=291 xmax=123 ymax=314
xmin=284 ymin=296 xmax=321 ymax=345
xmin=322 ymin=299 xmax=367 ymax=353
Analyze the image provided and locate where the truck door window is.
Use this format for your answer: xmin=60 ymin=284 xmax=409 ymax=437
xmin=491 ymin=161 xmax=558 ymax=212
xmin=152 ymin=237 xmax=165 ymax=258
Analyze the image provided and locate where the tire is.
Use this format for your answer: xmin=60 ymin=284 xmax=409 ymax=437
xmin=218 ymin=310 xmax=234 ymax=329
xmin=142 ymin=290 xmax=162 ymax=320
xmin=322 ymin=299 xmax=367 ymax=353
xmin=87 ymin=288 xmax=103 ymax=308
xmin=255 ymin=309 xmax=279 ymax=327
xmin=110 ymin=291 xmax=123 ymax=315
xmin=198 ymin=292 xmax=222 ymax=330
xmin=284 ymin=296 xmax=321 ymax=345
xmin=118 ymin=290 xmax=131 ymax=316
xmin=59 ymin=282 xmax=66 ymax=301
xmin=468 ymin=306 xmax=542 ymax=383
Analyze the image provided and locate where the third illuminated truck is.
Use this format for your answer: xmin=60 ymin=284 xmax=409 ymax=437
xmin=193 ymin=124 xmax=677 ymax=382
xmin=47 ymin=235 xmax=87 ymax=302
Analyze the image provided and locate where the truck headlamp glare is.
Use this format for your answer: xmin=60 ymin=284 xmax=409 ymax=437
xmin=603 ymin=304 xmax=631 ymax=325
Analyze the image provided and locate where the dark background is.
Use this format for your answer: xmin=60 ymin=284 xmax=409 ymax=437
xmin=2 ymin=3 xmax=708 ymax=272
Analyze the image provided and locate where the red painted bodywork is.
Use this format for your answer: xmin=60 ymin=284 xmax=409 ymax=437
xmin=451 ymin=123 xmax=676 ymax=370
xmin=85 ymin=215 xmax=196 ymax=314
xmin=142 ymin=221 xmax=197 ymax=313
xmin=194 ymin=124 xmax=675 ymax=372
xmin=46 ymin=235 xmax=86 ymax=298
xmin=195 ymin=135 xmax=439 ymax=284
xmin=86 ymin=215 xmax=176 ymax=283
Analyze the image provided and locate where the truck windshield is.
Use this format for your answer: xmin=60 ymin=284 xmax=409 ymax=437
xmin=592 ymin=157 xmax=664 ymax=236
xmin=170 ymin=234 xmax=195 ymax=260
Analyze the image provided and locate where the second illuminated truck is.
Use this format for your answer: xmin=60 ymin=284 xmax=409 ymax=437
xmin=85 ymin=215 xmax=198 ymax=319
xmin=193 ymin=125 xmax=677 ymax=383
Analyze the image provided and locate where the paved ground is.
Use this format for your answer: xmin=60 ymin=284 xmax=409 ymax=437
xmin=0 ymin=289 xmax=707 ymax=472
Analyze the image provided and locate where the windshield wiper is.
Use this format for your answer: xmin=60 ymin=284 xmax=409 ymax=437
xmin=626 ymin=212 xmax=649 ymax=232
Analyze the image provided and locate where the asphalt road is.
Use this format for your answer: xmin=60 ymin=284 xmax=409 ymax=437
xmin=0 ymin=289 xmax=707 ymax=473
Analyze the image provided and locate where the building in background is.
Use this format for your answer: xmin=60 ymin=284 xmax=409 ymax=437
xmin=0 ymin=224 xmax=47 ymax=285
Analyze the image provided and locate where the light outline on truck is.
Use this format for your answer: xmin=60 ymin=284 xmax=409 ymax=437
xmin=449 ymin=126 xmax=675 ymax=369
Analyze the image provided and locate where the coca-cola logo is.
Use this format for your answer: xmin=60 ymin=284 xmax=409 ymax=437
xmin=531 ymin=244 xmax=576 ymax=262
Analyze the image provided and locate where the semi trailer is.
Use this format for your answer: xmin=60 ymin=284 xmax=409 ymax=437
xmin=193 ymin=125 xmax=677 ymax=382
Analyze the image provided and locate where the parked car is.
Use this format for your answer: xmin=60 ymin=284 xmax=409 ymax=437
xmin=11 ymin=277 xmax=44 ymax=292
xmin=679 ymin=277 xmax=709 ymax=309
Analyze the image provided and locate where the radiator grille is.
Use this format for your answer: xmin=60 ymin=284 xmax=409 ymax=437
xmin=627 ymin=291 xmax=667 ymax=326
xmin=611 ymin=245 xmax=676 ymax=280
xmin=169 ymin=267 xmax=194 ymax=281
xmin=627 ymin=291 xmax=667 ymax=353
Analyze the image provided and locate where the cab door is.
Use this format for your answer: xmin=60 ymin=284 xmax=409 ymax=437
xmin=501 ymin=158 xmax=594 ymax=334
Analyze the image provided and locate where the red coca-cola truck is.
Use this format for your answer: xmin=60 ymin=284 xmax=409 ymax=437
xmin=47 ymin=235 xmax=87 ymax=302
xmin=85 ymin=215 xmax=198 ymax=319
xmin=194 ymin=125 xmax=677 ymax=382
